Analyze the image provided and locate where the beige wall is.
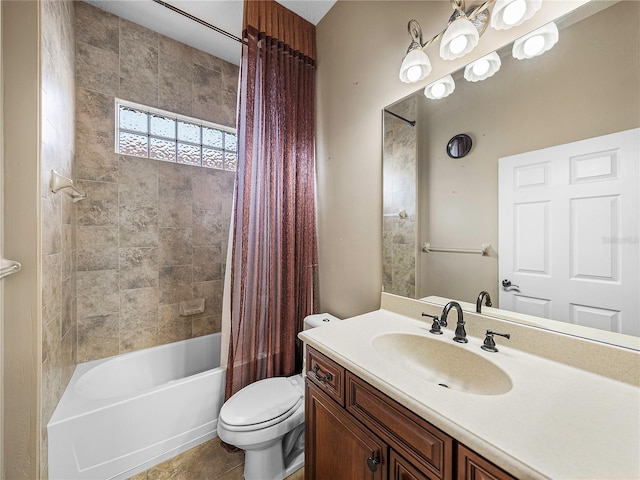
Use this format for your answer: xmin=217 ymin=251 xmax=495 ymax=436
xmin=315 ymin=0 xmax=588 ymax=318
xmin=40 ymin=1 xmax=77 ymax=477
xmin=74 ymin=2 xmax=237 ymax=362
xmin=2 ymin=1 xmax=41 ymax=478
xmin=416 ymin=1 xmax=639 ymax=305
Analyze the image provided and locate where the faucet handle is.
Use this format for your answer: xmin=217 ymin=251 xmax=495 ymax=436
xmin=422 ymin=312 xmax=443 ymax=335
xmin=481 ymin=330 xmax=511 ymax=353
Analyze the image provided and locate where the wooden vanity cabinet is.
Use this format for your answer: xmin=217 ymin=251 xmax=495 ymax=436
xmin=305 ymin=347 xmax=517 ymax=480
xmin=457 ymin=444 xmax=517 ymax=480
xmin=306 ymin=382 xmax=387 ymax=479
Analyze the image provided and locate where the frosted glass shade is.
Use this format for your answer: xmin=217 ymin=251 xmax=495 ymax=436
xmin=464 ymin=51 xmax=502 ymax=82
xmin=440 ymin=16 xmax=479 ymax=60
xmin=424 ymin=75 xmax=456 ymax=100
xmin=512 ymin=22 xmax=559 ymax=59
xmin=491 ymin=0 xmax=542 ymax=30
xmin=399 ymin=48 xmax=432 ymax=83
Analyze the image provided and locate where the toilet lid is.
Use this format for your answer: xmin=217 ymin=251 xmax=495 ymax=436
xmin=220 ymin=377 xmax=303 ymax=429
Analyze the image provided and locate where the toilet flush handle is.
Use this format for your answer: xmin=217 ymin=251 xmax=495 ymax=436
xmin=312 ymin=363 xmax=333 ymax=383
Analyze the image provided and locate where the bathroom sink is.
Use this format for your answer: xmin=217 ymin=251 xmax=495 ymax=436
xmin=372 ymin=333 xmax=512 ymax=396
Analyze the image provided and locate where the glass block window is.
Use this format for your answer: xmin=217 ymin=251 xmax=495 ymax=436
xmin=116 ymin=99 xmax=238 ymax=172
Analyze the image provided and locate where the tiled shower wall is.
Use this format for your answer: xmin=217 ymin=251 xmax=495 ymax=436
xmin=40 ymin=0 xmax=77 ymax=477
xmin=382 ymin=96 xmax=417 ymax=298
xmin=74 ymin=2 xmax=238 ymax=362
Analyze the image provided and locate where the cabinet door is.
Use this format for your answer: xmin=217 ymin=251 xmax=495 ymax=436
xmin=457 ymin=445 xmax=517 ymax=480
xmin=306 ymin=382 xmax=387 ymax=480
xmin=390 ymin=451 xmax=434 ymax=480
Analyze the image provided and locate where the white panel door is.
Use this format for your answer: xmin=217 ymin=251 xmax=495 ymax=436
xmin=499 ymin=128 xmax=639 ymax=336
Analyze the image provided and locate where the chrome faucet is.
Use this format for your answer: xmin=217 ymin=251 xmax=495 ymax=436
xmin=441 ymin=301 xmax=468 ymax=343
xmin=476 ymin=291 xmax=492 ymax=313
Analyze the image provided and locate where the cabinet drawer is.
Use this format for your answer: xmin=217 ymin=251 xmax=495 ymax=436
xmin=346 ymin=373 xmax=453 ymax=480
xmin=391 ymin=450 xmax=438 ymax=480
xmin=457 ymin=444 xmax=517 ymax=480
xmin=306 ymin=347 xmax=345 ymax=406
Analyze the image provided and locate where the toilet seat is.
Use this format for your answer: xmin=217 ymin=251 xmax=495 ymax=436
xmin=219 ymin=377 xmax=303 ymax=432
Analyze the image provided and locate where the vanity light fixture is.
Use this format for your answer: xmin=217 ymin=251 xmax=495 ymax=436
xmin=464 ymin=51 xmax=501 ymax=81
xmin=490 ymin=0 xmax=542 ymax=30
xmin=440 ymin=10 xmax=480 ymax=60
xmin=399 ymin=20 xmax=432 ymax=83
xmin=512 ymin=22 xmax=559 ymax=59
xmin=398 ymin=0 xmax=544 ymax=84
xmin=424 ymin=75 xmax=456 ymax=100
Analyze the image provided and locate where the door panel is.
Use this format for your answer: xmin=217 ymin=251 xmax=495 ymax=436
xmin=499 ymin=128 xmax=639 ymax=336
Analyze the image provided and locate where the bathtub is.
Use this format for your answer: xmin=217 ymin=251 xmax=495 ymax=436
xmin=48 ymin=333 xmax=225 ymax=480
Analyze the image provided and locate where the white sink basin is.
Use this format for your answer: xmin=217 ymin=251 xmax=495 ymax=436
xmin=372 ymin=333 xmax=513 ymax=396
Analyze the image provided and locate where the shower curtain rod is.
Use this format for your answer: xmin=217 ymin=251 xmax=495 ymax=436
xmin=383 ymin=109 xmax=416 ymax=127
xmin=151 ymin=0 xmax=244 ymax=44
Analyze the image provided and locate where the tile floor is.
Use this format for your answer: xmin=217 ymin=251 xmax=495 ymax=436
xmin=129 ymin=437 xmax=304 ymax=479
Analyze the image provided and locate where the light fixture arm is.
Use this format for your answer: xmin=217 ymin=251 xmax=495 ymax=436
xmin=409 ymin=0 xmax=495 ymax=52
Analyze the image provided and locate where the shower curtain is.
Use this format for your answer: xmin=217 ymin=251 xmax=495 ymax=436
xmin=225 ymin=0 xmax=317 ymax=399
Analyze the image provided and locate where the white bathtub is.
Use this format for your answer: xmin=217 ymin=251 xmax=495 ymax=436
xmin=48 ymin=333 xmax=225 ymax=480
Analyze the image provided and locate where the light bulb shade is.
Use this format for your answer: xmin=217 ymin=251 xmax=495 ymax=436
xmin=399 ymin=47 xmax=432 ymax=83
xmin=424 ymin=75 xmax=456 ymax=100
xmin=512 ymin=22 xmax=559 ymax=60
xmin=464 ymin=51 xmax=502 ymax=82
xmin=491 ymin=0 xmax=542 ymax=30
xmin=440 ymin=16 xmax=479 ymax=60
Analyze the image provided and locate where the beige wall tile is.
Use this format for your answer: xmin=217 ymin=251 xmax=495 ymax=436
xmin=76 ymin=180 xmax=118 ymax=226
xmin=120 ymin=247 xmax=159 ymax=289
xmin=159 ymin=228 xmax=193 ymax=267
xmin=120 ymin=17 xmax=158 ymax=47
xmin=158 ymin=304 xmax=191 ymax=344
xmin=120 ymin=327 xmax=159 ymax=353
xmin=158 ymin=71 xmax=193 ymax=117
xmin=76 ymin=87 xmax=115 ymax=138
xmin=119 ymin=205 xmax=160 ymax=248
xmin=193 ymin=246 xmax=221 ymax=282
xmin=77 ymin=226 xmax=119 ymax=270
xmin=42 ymin=196 xmax=62 ymax=255
xmin=159 ymin=266 xmax=193 ymax=305
xmin=119 ymin=156 xmax=158 ymax=208
xmin=193 ymin=280 xmax=223 ymax=319
xmin=119 ymin=76 xmax=160 ymax=107
xmin=78 ymin=313 xmax=120 ymax=362
xmin=77 ymin=269 xmax=120 ymax=318
xmin=76 ymin=41 xmax=119 ymax=95
xmin=76 ymin=133 xmax=119 ymax=182
xmin=120 ymin=35 xmax=158 ymax=90
xmin=74 ymin=4 xmax=237 ymax=364
xmin=192 ymin=315 xmax=220 ymax=337
xmin=42 ymin=253 xmax=62 ymax=324
xmin=75 ymin=1 xmax=119 ymax=54
xmin=120 ymin=287 xmax=159 ymax=331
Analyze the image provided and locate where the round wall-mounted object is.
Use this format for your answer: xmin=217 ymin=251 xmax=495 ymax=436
xmin=447 ymin=134 xmax=473 ymax=158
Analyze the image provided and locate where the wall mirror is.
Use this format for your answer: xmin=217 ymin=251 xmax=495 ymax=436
xmin=382 ymin=1 xmax=640 ymax=349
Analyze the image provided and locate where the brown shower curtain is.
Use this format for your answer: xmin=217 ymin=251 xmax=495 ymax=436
xmin=225 ymin=0 xmax=317 ymax=400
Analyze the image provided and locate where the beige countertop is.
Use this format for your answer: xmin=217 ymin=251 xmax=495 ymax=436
xmin=299 ymin=309 xmax=640 ymax=480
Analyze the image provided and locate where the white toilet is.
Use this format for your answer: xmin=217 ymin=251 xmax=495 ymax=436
xmin=217 ymin=313 xmax=340 ymax=480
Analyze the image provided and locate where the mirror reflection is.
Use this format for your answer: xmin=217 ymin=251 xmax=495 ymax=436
xmin=382 ymin=1 xmax=639 ymax=342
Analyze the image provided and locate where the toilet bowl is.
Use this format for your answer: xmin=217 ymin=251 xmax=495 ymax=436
xmin=218 ymin=313 xmax=340 ymax=480
xmin=217 ymin=375 xmax=306 ymax=480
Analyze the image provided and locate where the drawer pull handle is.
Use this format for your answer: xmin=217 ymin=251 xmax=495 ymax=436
xmin=366 ymin=456 xmax=380 ymax=472
xmin=313 ymin=363 xmax=333 ymax=383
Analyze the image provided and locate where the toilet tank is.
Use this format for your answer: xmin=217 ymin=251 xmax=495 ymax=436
xmin=302 ymin=313 xmax=340 ymax=376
